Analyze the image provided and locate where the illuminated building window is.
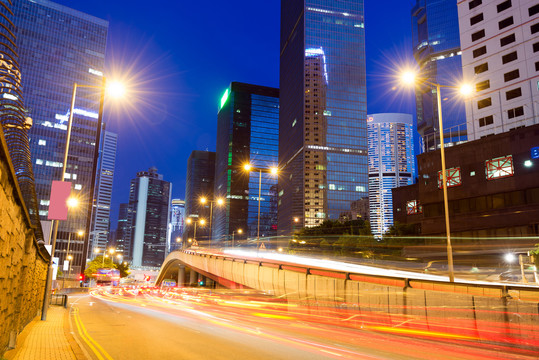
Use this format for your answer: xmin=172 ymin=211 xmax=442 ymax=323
xmin=406 ymin=200 xmax=422 ymax=215
xmin=486 ymin=155 xmax=514 ymax=180
xmin=38 ymin=139 xmax=46 ymax=146
xmin=437 ymin=167 xmax=462 ymax=188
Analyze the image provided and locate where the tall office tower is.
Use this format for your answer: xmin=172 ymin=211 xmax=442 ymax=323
xmin=128 ymin=168 xmax=171 ymax=268
xmin=114 ymin=203 xmax=131 ymax=261
xmin=458 ymin=0 xmax=539 ymax=140
xmin=368 ymin=114 xmax=415 ymax=237
xmin=184 ymin=150 xmax=215 ymax=241
xmin=168 ymin=199 xmax=185 ymax=252
xmin=89 ymin=131 xmax=117 ymax=257
xmin=412 ymin=0 xmax=466 ymax=152
xmin=12 ymin=0 xmax=108 ymax=272
xmin=213 ymin=83 xmax=279 ymax=242
xmin=278 ymin=1 xmax=368 ymax=234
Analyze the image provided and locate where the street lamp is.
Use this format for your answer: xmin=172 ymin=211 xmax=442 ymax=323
xmin=399 ymin=69 xmax=472 ymax=282
xmin=42 ymin=77 xmax=125 ymax=321
xmin=231 ymin=228 xmax=243 ymax=248
xmin=199 ymin=196 xmax=224 ymax=247
xmin=186 ymin=217 xmax=205 ymax=246
xmin=243 ymin=163 xmax=279 ymax=250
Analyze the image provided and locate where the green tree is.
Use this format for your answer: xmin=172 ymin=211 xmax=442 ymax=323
xmin=83 ymin=256 xmax=130 ymax=279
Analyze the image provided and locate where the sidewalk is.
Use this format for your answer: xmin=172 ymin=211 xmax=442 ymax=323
xmin=4 ymin=306 xmax=86 ymax=360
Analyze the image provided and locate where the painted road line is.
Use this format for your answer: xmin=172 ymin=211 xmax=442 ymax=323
xmin=72 ymin=306 xmax=115 ymax=360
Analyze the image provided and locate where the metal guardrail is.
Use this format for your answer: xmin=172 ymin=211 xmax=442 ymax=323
xmin=50 ymin=294 xmax=68 ymax=308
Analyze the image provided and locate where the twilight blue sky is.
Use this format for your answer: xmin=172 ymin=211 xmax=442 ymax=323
xmin=54 ymin=0 xmax=416 ymax=228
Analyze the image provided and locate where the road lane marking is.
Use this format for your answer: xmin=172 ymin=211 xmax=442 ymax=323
xmin=72 ymin=306 xmax=115 ymax=360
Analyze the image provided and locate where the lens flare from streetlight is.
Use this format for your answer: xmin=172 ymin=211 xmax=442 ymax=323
xmin=217 ymin=198 xmax=224 ymax=205
xmin=504 ymin=253 xmax=516 ymax=263
xmin=107 ymin=81 xmax=126 ymax=98
xmin=243 ymin=163 xmax=252 ymax=171
xmin=238 ymin=229 xmax=243 ymax=234
xmin=200 ymin=219 xmax=206 ymax=226
xmin=200 ymin=197 xmax=207 ymax=204
xmin=401 ymin=70 xmax=417 ymax=86
xmin=77 ymin=230 xmax=84 ymax=236
xmin=67 ymin=197 xmax=79 ymax=208
xmin=186 ymin=218 xmax=192 ymax=224
xmin=270 ymin=167 xmax=278 ymax=175
xmin=459 ymin=84 xmax=473 ymax=97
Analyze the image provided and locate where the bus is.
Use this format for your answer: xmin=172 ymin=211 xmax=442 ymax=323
xmin=96 ymin=268 xmax=120 ymax=286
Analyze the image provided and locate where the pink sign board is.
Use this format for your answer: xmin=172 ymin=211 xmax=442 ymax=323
xmin=47 ymin=181 xmax=71 ymax=220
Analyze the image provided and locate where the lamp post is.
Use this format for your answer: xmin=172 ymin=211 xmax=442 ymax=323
xmin=243 ymin=164 xmax=279 ymax=250
xmin=42 ymin=78 xmax=125 ymax=321
xmin=231 ymin=229 xmax=243 ymax=248
xmin=399 ymin=70 xmax=472 ymax=282
xmin=186 ymin=217 xmax=205 ymax=246
xmin=200 ymin=196 xmax=224 ymax=248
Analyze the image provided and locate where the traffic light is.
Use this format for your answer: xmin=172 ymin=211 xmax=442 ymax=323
xmin=198 ymin=278 xmax=205 ymax=286
xmin=78 ymin=274 xmax=84 ymax=281
xmin=144 ymin=275 xmax=151 ymax=281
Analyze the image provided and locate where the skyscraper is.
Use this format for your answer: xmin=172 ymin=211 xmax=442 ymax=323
xmin=367 ymin=114 xmax=415 ymax=237
xmin=168 ymin=199 xmax=185 ymax=252
xmin=114 ymin=203 xmax=131 ymax=260
xmin=458 ymin=0 xmax=539 ymax=140
xmin=412 ymin=0 xmax=466 ymax=151
xmin=184 ymin=150 xmax=215 ymax=241
xmin=279 ymin=1 xmax=368 ymax=234
xmin=128 ymin=167 xmax=171 ymax=268
xmin=213 ymin=82 xmax=279 ymax=242
xmin=12 ymin=0 xmax=108 ymax=272
xmin=89 ymin=131 xmax=117 ymax=256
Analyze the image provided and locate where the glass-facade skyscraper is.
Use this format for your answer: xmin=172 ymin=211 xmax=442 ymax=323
xmin=128 ymin=167 xmax=171 ymax=268
xmin=213 ymin=83 xmax=279 ymax=243
xmin=411 ymin=0 xmax=465 ymax=152
xmin=184 ymin=150 xmax=215 ymax=242
xmin=367 ymin=114 xmax=415 ymax=237
xmin=279 ymin=1 xmax=367 ymax=234
xmin=13 ymin=0 xmax=108 ymax=273
xmin=89 ymin=131 xmax=117 ymax=257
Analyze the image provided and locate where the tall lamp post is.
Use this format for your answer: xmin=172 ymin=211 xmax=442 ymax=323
xmin=399 ymin=70 xmax=472 ymax=283
xmin=243 ymin=164 xmax=279 ymax=250
xmin=199 ymin=196 xmax=224 ymax=248
xmin=231 ymin=228 xmax=243 ymax=248
xmin=186 ymin=217 xmax=205 ymax=246
xmin=42 ymin=78 xmax=125 ymax=321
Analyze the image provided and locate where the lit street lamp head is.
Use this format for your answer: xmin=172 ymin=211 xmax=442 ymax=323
xmin=243 ymin=163 xmax=252 ymax=171
xmin=217 ymin=198 xmax=224 ymax=205
xmin=186 ymin=218 xmax=192 ymax=224
xmin=459 ymin=83 xmax=473 ymax=97
xmin=270 ymin=167 xmax=278 ymax=175
xmin=400 ymin=70 xmax=417 ymax=86
xmin=107 ymin=81 xmax=125 ymax=98
xmin=199 ymin=219 xmax=206 ymax=226
xmin=66 ymin=197 xmax=79 ymax=208
xmin=77 ymin=230 xmax=84 ymax=236
xmin=200 ymin=197 xmax=207 ymax=204
xmin=238 ymin=229 xmax=243 ymax=234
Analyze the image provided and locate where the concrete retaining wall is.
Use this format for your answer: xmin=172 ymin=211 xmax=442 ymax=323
xmin=0 ymin=133 xmax=49 ymax=356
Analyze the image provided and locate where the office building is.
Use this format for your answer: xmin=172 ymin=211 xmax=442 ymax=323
xmin=412 ymin=0 xmax=466 ymax=152
xmin=114 ymin=203 xmax=131 ymax=261
xmin=168 ymin=199 xmax=185 ymax=252
xmin=213 ymin=83 xmax=279 ymax=243
xmin=89 ymin=131 xmax=117 ymax=256
xmin=278 ymin=1 xmax=368 ymax=234
xmin=393 ymin=123 xmax=539 ymax=240
xmin=184 ymin=150 xmax=215 ymax=241
xmin=458 ymin=0 xmax=539 ymax=140
xmin=128 ymin=167 xmax=171 ymax=268
xmin=367 ymin=114 xmax=415 ymax=237
xmin=12 ymin=0 xmax=108 ymax=272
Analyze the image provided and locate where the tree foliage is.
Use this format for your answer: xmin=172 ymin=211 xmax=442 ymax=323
xmin=84 ymin=256 xmax=130 ymax=279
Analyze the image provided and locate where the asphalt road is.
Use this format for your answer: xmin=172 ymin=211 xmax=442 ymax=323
xmin=68 ymin=289 xmax=539 ymax=360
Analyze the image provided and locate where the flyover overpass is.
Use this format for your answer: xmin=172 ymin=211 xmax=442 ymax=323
xmin=157 ymin=249 xmax=539 ymax=303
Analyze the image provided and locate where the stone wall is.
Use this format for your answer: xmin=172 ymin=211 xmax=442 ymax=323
xmin=0 ymin=133 xmax=49 ymax=356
